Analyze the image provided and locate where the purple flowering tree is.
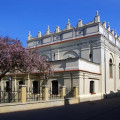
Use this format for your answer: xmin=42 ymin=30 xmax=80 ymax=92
xmin=0 ymin=36 xmax=53 ymax=80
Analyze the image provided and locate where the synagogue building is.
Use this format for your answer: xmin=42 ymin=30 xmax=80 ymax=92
xmin=1 ymin=11 xmax=120 ymax=102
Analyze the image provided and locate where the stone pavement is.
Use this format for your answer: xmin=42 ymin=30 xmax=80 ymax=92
xmin=0 ymin=97 xmax=120 ymax=120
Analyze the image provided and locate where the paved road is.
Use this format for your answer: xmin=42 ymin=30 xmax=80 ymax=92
xmin=0 ymin=97 xmax=120 ymax=120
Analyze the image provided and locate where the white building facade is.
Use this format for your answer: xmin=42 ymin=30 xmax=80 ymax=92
xmin=1 ymin=11 xmax=120 ymax=102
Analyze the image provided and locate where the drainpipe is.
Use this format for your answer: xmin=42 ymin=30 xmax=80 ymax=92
xmin=104 ymin=39 xmax=107 ymax=98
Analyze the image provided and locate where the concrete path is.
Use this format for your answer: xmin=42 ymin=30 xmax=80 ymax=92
xmin=0 ymin=97 xmax=120 ymax=120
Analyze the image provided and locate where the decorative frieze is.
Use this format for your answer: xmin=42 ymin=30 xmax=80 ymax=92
xmin=75 ymin=30 xmax=83 ymax=37
xmin=27 ymin=11 xmax=120 ymax=50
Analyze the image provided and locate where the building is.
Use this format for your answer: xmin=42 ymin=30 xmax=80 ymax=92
xmin=1 ymin=11 xmax=120 ymax=102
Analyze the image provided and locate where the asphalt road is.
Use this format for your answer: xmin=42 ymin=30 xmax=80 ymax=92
xmin=0 ymin=97 xmax=120 ymax=120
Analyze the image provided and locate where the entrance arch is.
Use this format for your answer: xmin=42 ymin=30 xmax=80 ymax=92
xmin=52 ymin=80 xmax=58 ymax=95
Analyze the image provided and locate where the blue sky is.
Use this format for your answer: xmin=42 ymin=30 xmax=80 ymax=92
xmin=0 ymin=0 xmax=120 ymax=47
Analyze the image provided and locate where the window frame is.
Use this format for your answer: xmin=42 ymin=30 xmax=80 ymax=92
xmin=90 ymin=81 xmax=95 ymax=94
xmin=109 ymin=59 xmax=113 ymax=78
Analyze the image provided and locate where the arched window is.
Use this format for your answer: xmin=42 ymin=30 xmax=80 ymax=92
xmin=63 ymin=51 xmax=78 ymax=59
xmin=33 ymin=81 xmax=38 ymax=94
xmin=90 ymin=81 xmax=95 ymax=94
xmin=109 ymin=59 xmax=113 ymax=78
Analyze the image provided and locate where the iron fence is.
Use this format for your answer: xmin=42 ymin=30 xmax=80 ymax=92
xmin=49 ymin=89 xmax=61 ymax=100
xmin=0 ymin=90 xmax=20 ymax=104
xmin=26 ymin=90 xmax=43 ymax=102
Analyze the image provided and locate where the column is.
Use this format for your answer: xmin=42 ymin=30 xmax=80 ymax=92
xmin=78 ymin=72 xmax=84 ymax=95
xmin=60 ymin=86 xmax=66 ymax=99
xmin=19 ymin=85 xmax=27 ymax=103
xmin=42 ymin=85 xmax=49 ymax=101
xmin=83 ymin=73 xmax=85 ymax=94
xmin=1 ymin=78 xmax=4 ymax=91
xmin=73 ymin=86 xmax=79 ymax=98
xmin=114 ymin=53 xmax=116 ymax=92
xmin=14 ymin=75 xmax=17 ymax=91
xmin=58 ymin=49 xmax=60 ymax=60
xmin=27 ymin=74 xmax=30 ymax=91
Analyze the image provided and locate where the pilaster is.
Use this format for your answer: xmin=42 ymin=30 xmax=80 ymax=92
xmin=60 ymin=86 xmax=66 ymax=99
xmin=42 ymin=85 xmax=49 ymax=101
xmin=73 ymin=86 xmax=79 ymax=98
xmin=27 ymin=74 xmax=30 ymax=91
xmin=19 ymin=85 xmax=27 ymax=103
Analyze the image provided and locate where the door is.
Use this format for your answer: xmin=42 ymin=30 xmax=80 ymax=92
xmin=33 ymin=81 xmax=38 ymax=93
xmin=52 ymin=81 xmax=58 ymax=95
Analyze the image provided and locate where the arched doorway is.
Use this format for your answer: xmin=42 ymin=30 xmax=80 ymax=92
xmin=90 ymin=81 xmax=95 ymax=94
xmin=52 ymin=81 xmax=58 ymax=95
xmin=33 ymin=81 xmax=38 ymax=94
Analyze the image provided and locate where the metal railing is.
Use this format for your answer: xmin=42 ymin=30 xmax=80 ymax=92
xmin=0 ymin=87 xmax=76 ymax=104
xmin=26 ymin=90 xmax=43 ymax=102
xmin=0 ymin=90 xmax=20 ymax=104
xmin=49 ymin=89 xmax=61 ymax=100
